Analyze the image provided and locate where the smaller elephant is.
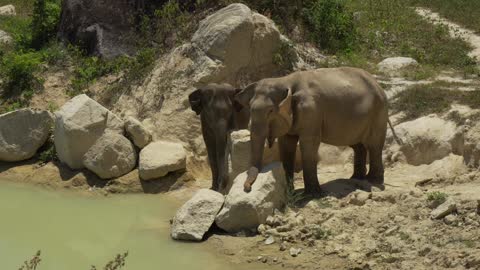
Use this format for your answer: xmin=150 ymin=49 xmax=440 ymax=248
xmin=188 ymin=83 xmax=249 ymax=193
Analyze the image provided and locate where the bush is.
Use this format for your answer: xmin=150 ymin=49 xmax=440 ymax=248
xmin=31 ymin=0 xmax=61 ymax=49
xmin=303 ymin=0 xmax=356 ymax=52
xmin=1 ymin=51 xmax=42 ymax=98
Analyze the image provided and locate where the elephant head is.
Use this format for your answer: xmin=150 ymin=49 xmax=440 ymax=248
xmin=234 ymin=82 xmax=293 ymax=191
xmin=188 ymin=83 xmax=249 ymax=193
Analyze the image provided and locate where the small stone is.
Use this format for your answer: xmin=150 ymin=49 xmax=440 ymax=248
xmin=266 ymin=216 xmax=275 ymax=226
xmin=257 ymin=256 xmax=263 ymax=261
xmin=348 ymin=190 xmax=371 ymax=206
xmin=258 ymin=224 xmax=267 ymax=234
xmin=261 ymin=257 xmax=268 ymax=263
xmin=384 ymin=225 xmax=399 ymax=236
xmin=296 ymin=215 xmax=306 ymax=225
xmin=444 ymin=215 xmax=457 ymax=225
xmin=265 ymin=236 xmax=275 ymax=245
xmin=273 ymin=257 xmax=278 ymax=263
xmin=431 ymin=198 xmax=457 ymax=219
xmin=279 ymin=242 xmax=287 ymax=251
xmin=289 ymin=247 xmax=301 ymax=257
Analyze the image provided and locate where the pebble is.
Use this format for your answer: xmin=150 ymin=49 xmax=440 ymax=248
xmin=279 ymin=242 xmax=288 ymax=251
xmin=289 ymin=247 xmax=302 ymax=257
xmin=265 ymin=236 xmax=275 ymax=245
xmin=444 ymin=215 xmax=457 ymax=225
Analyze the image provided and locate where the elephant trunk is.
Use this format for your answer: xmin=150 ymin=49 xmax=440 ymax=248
xmin=244 ymin=133 xmax=266 ymax=192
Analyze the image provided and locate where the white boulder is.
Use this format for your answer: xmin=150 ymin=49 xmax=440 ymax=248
xmin=82 ymin=132 xmax=137 ymax=179
xmin=0 ymin=5 xmax=16 ymax=16
xmin=0 ymin=30 xmax=12 ymax=44
xmin=386 ymin=115 xmax=464 ymax=165
xmin=378 ymin=57 xmax=419 ymax=76
xmin=0 ymin=109 xmax=53 ymax=162
xmin=215 ymin=162 xmax=287 ymax=233
xmin=139 ymin=141 xmax=187 ymax=180
xmin=171 ymin=189 xmax=224 ymax=241
xmin=125 ymin=117 xmax=152 ymax=148
xmin=54 ymin=94 xmax=124 ymax=169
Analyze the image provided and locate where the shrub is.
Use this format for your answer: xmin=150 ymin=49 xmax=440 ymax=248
xmin=18 ymin=250 xmax=41 ymax=270
xmin=303 ymin=0 xmax=356 ymax=52
xmin=153 ymin=1 xmax=190 ymax=47
xmin=1 ymin=51 xmax=42 ymax=98
xmin=273 ymin=40 xmax=298 ymax=72
xmin=427 ymin=191 xmax=448 ymax=206
xmin=31 ymin=0 xmax=61 ymax=49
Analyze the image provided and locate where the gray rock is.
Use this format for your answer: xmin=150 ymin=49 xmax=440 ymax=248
xmin=0 ymin=109 xmax=53 ymax=162
xmin=289 ymin=247 xmax=301 ymax=257
xmin=125 ymin=117 xmax=152 ymax=149
xmin=444 ymin=214 xmax=458 ymax=225
xmin=378 ymin=57 xmax=419 ymax=76
xmin=215 ymin=162 xmax=287 ymax=233
xmin=431 ymin=198 xmax=457 ymax=219
xmin=171 ymin=189 xmax=224 ymax=241
xmin=0 ymin=30 xmax=13 ymax=44
xmin=0 ymin=5 xmax=16 ymax=16
xmin=139 ymin=141 xmax=186 ymax=180
xmin=82 ymin=132 xmax=137 ymax=179
xmin=265 ymin=236 xmax=275 ymax=245
xmin=348 ymin=190 xmax=372 ymax=206
xmin=54 ymin=94 xmax=124 ymax=169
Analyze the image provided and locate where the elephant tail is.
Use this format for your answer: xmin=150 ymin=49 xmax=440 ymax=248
xmin=388 ymin=118 xmax=403 ymax=145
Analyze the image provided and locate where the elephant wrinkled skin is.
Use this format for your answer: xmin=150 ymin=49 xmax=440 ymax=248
xmin=188 ymin=83 xmax=249 ymax=193
xmin=235 ymin=67 xmax=389 ymax=195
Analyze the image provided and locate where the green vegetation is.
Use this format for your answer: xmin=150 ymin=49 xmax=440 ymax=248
xmin=17 ymin=251 xmax=128 ymax=270
xmin=273 ymin=40 xmax=298 ymax=72
xmin=413 ymin=0 xmax=480 ymax=33
xmin=31 ymin=0 xmax=61 ymax=49
xmin=391 ymin=82 xmax=480 ymax=121
xmin=426 ymin=191 xmax=448 ymax=205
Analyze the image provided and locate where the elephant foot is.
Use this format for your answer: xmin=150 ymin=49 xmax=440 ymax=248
xmin=350 ymin=173 xmax=366 ymax=180
xmin=367 ymin=174 xmax=384 ymax=185
xmin=304 ymin=183 xmax=322 ymax=197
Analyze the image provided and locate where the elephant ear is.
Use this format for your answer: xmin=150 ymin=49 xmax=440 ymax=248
xmin=234 ymin=83 xmax=257 ymax=112
xmin=188 ymin=89 xmax=203 ymax=115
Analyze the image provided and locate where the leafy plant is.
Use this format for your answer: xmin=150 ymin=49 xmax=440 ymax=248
xmin=427 ymin=191 xmax=448 ymax=205
xmin=91 ymin=252 xmax=129 ymax=270
xmin=303 ymin=0 xmax=356 ymax=52
xmin=18 ymin=250 xmax=41 ymax=270
xmin=273 ymin=40 xmax=298 ymax=72
xmin=31 ymin=0 xmax=61 ymax=49
xmin=1 ymin=51 xmax=43 ymax=98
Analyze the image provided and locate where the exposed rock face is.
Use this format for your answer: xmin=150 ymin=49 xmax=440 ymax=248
xmin=83 ymin=132 xmax=137 ymax=179
xmin=139 ymin=141 xmax=187 ymax=180
xmin=378 ymin=57 xmax=419 ymax=76
xmin=125 ymin=117 xmax=152 ymax=149
xmin=54 ymin=94 xmax=124 ymax=169
xmin=58 ymin=0 xmax=148 ymax=58
xmin=0 ymin=30 xmax=12 ymax=44
xmin=112 ymin=3 xmax=288 ymax=168
xmin=215 ymin=162 xmax=287 ymax=233
xmin=171 ymin=189 xmax=224 ymax=241
xmin=0 ymin=109 xmax=53 ymax=162
xmin=386 ymin=115 xmax=464 ymax=165
xmin=0 ymin=5 xmax=16 ymax=16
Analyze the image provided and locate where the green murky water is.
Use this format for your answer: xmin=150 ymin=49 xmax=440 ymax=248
xmin=0 ymin=182 xmax=239 ymax=270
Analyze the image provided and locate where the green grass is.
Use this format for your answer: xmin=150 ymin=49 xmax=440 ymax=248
xmin=413 ymin=0 xmax=480 ymax=34
xmin=426 ymin=191 xmax=448 ymax=205
xmin=391 ymin=82 xmax=480 ymax=121
xmin=343 ymin=0 xmax=477 ymax=74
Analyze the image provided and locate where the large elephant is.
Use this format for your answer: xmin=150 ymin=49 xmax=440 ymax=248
xmin=188 ymin=83 xmax=249 ymax=193
xmin=235 ymin=67 xmax=392 ymax=195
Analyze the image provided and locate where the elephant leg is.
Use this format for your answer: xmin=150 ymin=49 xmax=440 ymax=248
xmin=366 ymin=146 xmax=384 ymax=185
xmin=202 ymin=126 xmax=219 ymax=191
xmin=279 ymin=134 xmax=299 ymax=191
xmin=299 ymin=135 xmax=322 ymax=195
xmin=350 ymin=143 xmax=367 ymax=180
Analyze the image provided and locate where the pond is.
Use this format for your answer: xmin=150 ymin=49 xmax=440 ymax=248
xmin=0 ymin=182 xmax=250 ymax=270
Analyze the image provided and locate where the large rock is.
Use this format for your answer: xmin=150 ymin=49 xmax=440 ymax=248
xmin=386 ymin=115 xmax=464 ymax=165
xmin=229 ymin=130 xmax=302 ymax=181
xmin=54 ymin=94 xmax=124 ymax=169
xmin=58 ymin=0 xmax=153 ymax=58
xmin=215 ymin=162 xmax=287 ymax=233
xmin=0 ymin=30 xmax=13 ymax=44
xmin=83 ymin=132 xmax=137 ymax=179
xmin=125 ymin=117 xmax=152 ymax=149
xmin=112 ymin=3 xmax=287 ymax=166
xmin=0 ymin=109 xmax=53 ymax=162
xmin=378 ymin=57 xmax=419 ymax=76
xmin=171 ymin=189 xmax=224 ymax=241
xmin=139 ymin=141 xmax=187 ymax=180
xmin=0 ymin=5 xmax=16 ymax=16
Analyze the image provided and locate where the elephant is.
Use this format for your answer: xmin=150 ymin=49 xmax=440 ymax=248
xmin=234 ymin=67 xmax=396 ymax=195
xmin=188 ymin=83 xmax=249 ymax=193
